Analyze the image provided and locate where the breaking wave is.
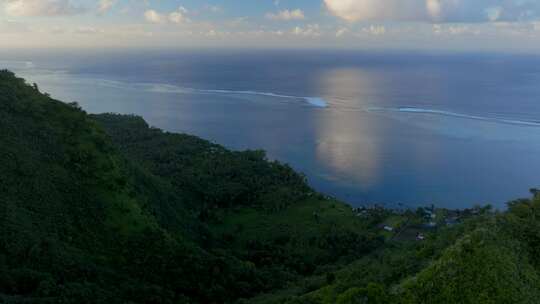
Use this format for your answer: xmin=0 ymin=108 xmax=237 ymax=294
xmin=148 ymin=84 xmax=328 ymax=107
xmin=366 ymin=107 xmax=540 ymax=127
xmin=0 ymin=64 xmax=328 ymax=108
xmin=0 ymin=60 xmax=34 ymax=70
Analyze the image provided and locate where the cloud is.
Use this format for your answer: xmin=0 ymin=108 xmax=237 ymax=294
xmin=3 ymin=0 xmax=84 ymax=17
xmin=292 ymin=24 xmax=321 ymax=37
xmin=74 ymin=26 xmax=104 ymax=35
xmin=144 ymin=9 xmax=163 ymax=23
xmin=169 ymin=7 xmax=189 ymax=24
xmin=144 ymin=7 xmax=189 ymax=24
xmin=432 ymin=24 xmax=480 ymax=35
xmin=97 ymin=0 xmax=116 ymax=14
xmin=266 ymin=9 xmax=305 ymax=21
xmin=336 ymin=27 xmax=348 ymax=37
xmin=324 ymin=0 xmax=540 ymax=23
xmin=362 ymin=25 xmax=386 ymax=35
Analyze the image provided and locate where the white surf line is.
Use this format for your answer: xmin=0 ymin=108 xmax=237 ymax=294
xmin=304 ymin=97 xmax=328 ymax=107
xmin=366 ymin=106 xmax=540 ymax=127
xmin=8 ymin=69 xmax=329 ymax=108
xmin=0 ymin=60 xmax=34 ymax=69
xmin=2 ymin=66 xmax=329 ymax=108
xmin=148 ymin=84 xmax=328 ymax=108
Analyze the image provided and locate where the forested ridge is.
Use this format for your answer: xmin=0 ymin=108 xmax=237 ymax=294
xmin=1 ymin=70 xmax=540 ymax=303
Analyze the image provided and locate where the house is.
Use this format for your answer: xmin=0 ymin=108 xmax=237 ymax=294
xmin=383 ymin=226 xmax=394 ymax=232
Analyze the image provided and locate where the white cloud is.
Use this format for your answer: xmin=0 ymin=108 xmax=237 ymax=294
xmin=292 ymin=24 xmax=321 ymax=37
xmin=98 ymin=0 xmax=116 ymax=14
xmin=168 ymin=7 xmax=189 ymax=24
xmin=266 ymin=9 xmax=305 ymax=21
xmin=425 ymin=0 xmax=442 ymax=20
xmin=336 ymin=27 xmax=348 ymax=37
xmin=324 ymin=0 xmax=540 ymax=23
xmin=144 ymin=9 xmax=164 ymax=23
xmin=486 ymin=6 xmax=503 ymax=22
xmin=74 ymin=26 xmax=103 ymax=35
xmin=432 ymin=24 xmax=479 ymax=35
xmin=324 ymin=0 xmax=421 ymax=22
xmin=144 ymin=7 xmax=190 ymax=24
xmin=3 ymin=0 xmax=84 ymax=17
xmin=362 ymin=25 xmax=386 ymax=35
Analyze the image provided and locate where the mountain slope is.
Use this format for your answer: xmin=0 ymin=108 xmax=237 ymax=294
xmin=0 ymin=71 xmax=386 ymax=303
xmin=0 ymin=70 xmax=277 ymax=303
xmin=2 ymin=70 xmax=540 ymax=304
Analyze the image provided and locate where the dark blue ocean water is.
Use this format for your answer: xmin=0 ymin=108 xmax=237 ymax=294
xmin=3 ymin=49 xmax=540 ymax=209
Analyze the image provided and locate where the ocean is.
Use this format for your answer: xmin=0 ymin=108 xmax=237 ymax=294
xmin=3 ymin=49 xmax=540 ymax=209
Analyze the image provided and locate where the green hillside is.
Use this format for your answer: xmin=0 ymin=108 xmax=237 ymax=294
xmin=1 ymin=70 xmax=540 ymax=303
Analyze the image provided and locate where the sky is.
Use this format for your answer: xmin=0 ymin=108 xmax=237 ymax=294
xmin=1 ymin=0 xmax=540 ymax=52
